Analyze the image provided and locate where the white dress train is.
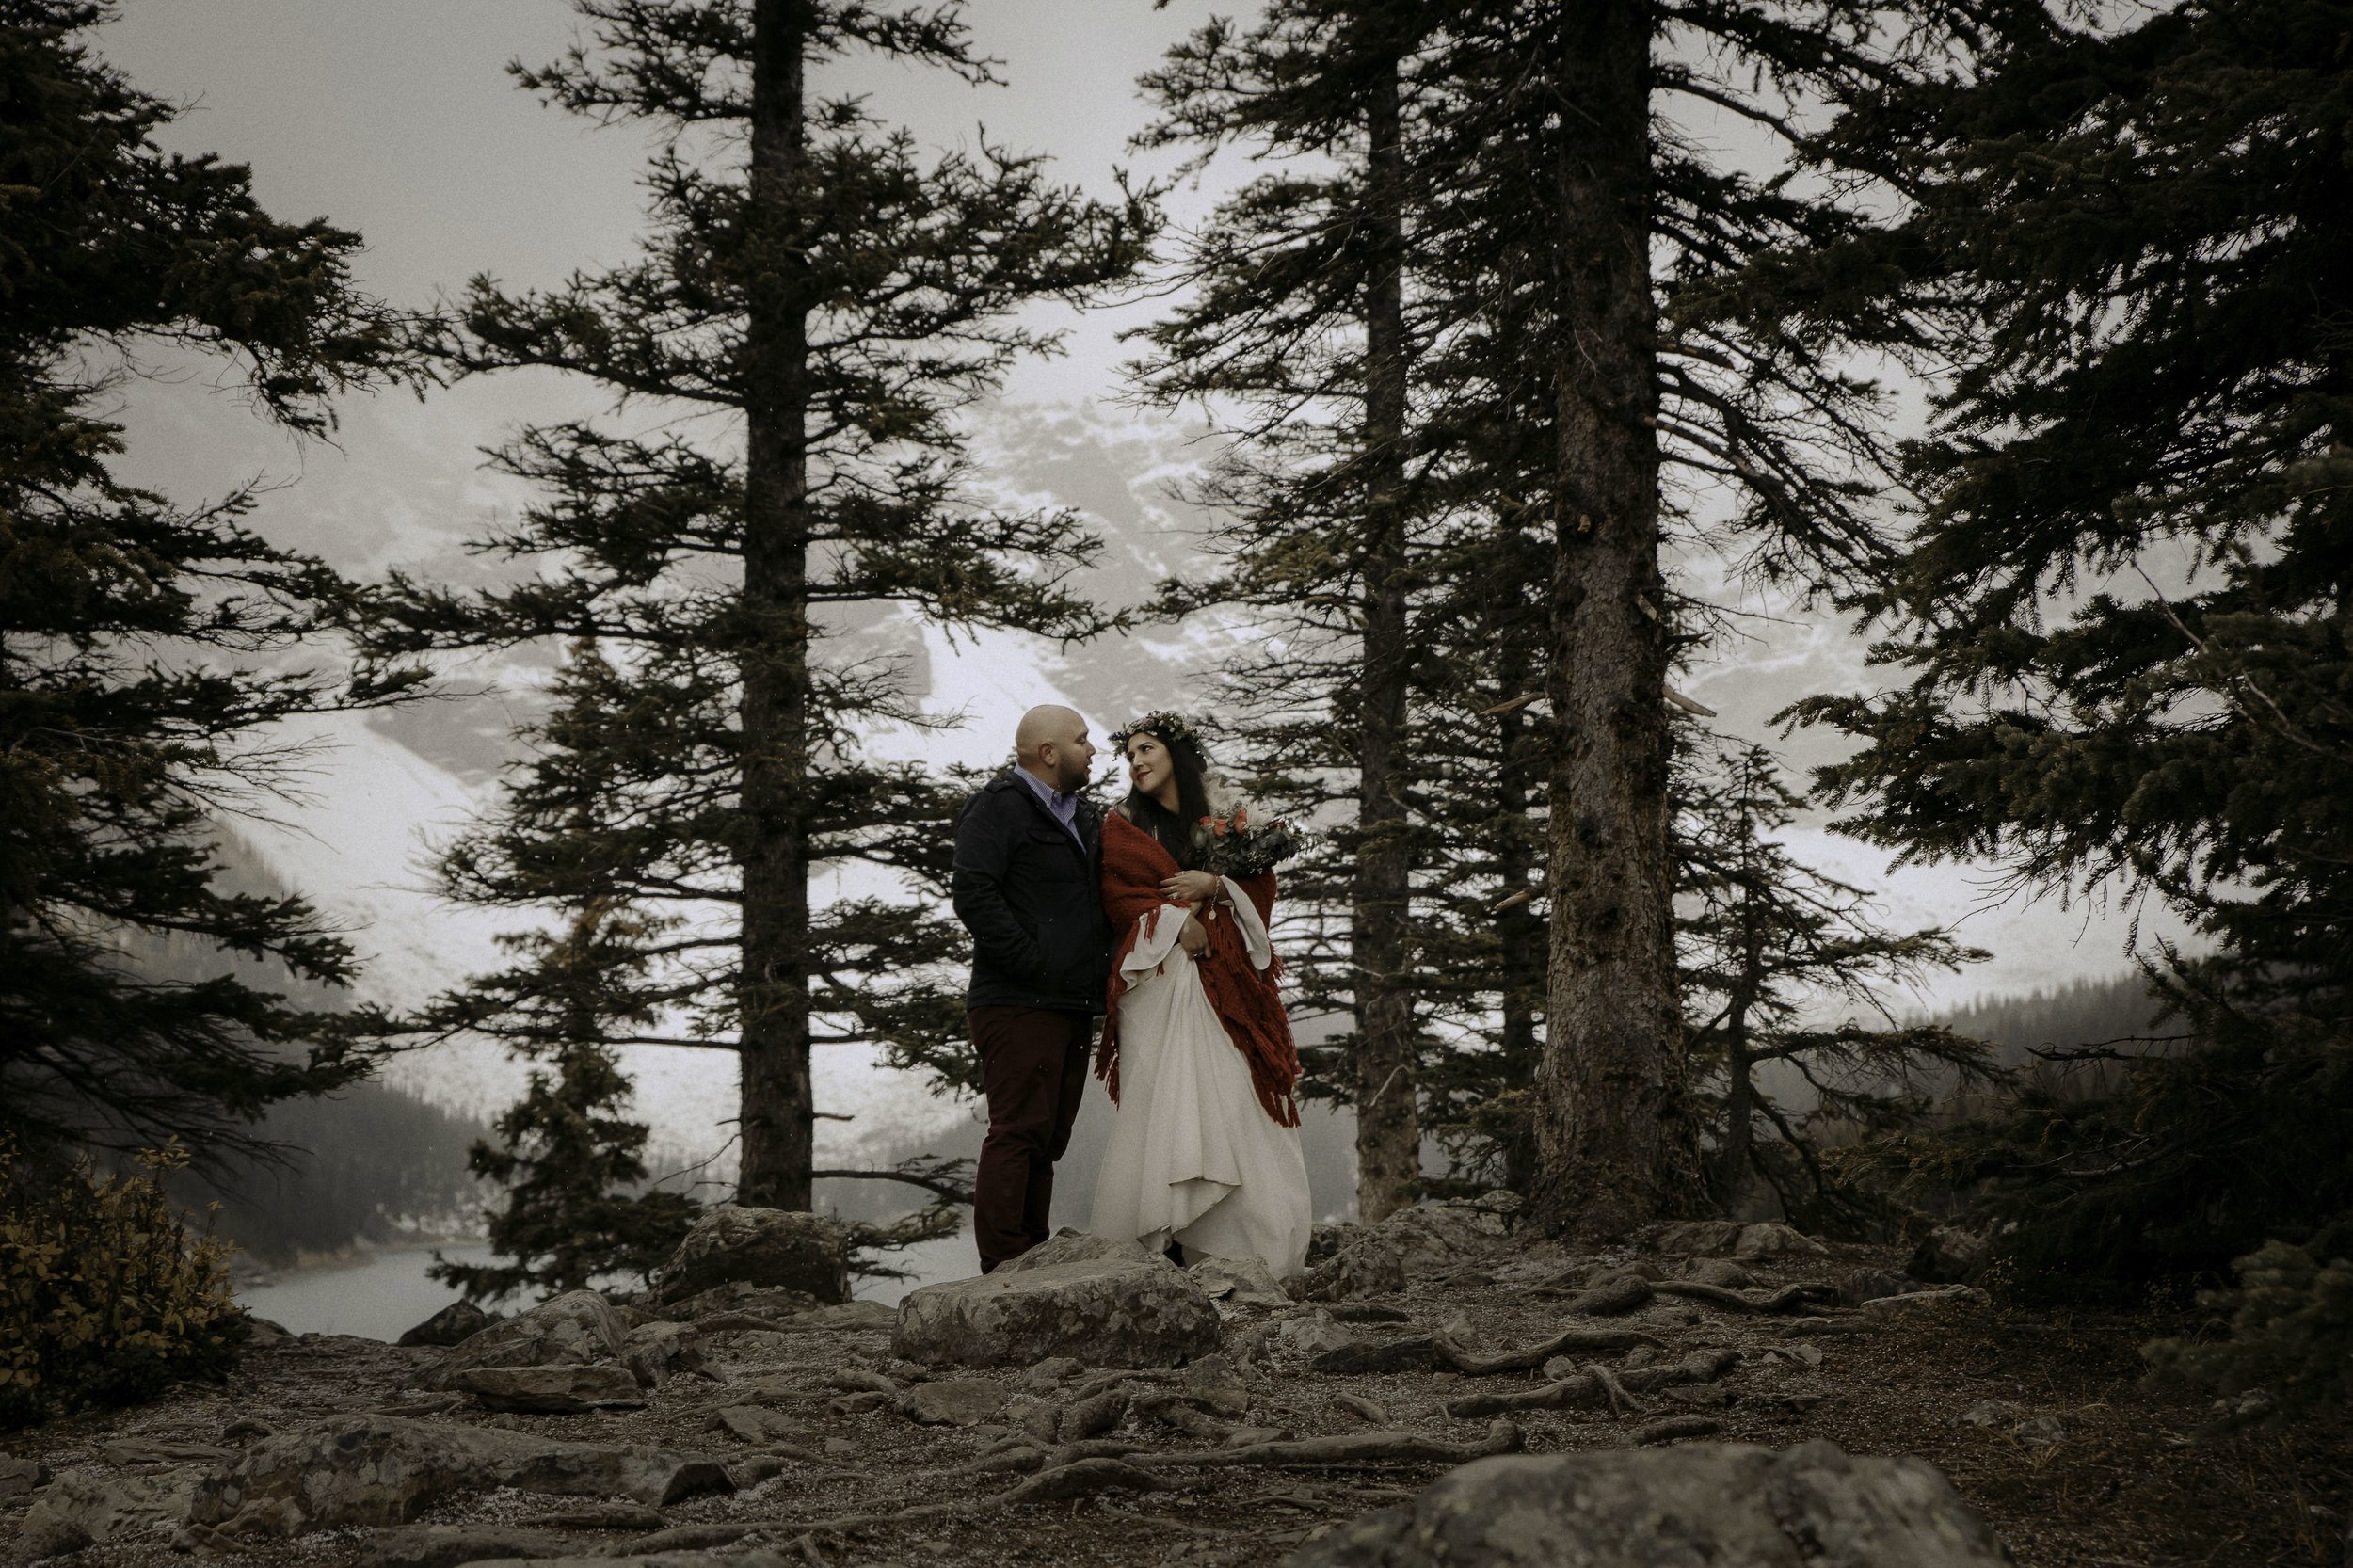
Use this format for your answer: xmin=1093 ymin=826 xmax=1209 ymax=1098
xmin=1090 ymin=880 xmax=1313 ymax=1280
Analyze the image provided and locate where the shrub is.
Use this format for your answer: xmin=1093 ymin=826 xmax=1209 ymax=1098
xmin=2145 ymin=1235 xmax=2353 ymax=1416
xmin=0 ymin=1144 xmax=246 ymax=1430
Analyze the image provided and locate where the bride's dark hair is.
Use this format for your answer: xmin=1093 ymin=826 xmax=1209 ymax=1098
xmin=1120 ymin=721 xmax=1212 ymax=869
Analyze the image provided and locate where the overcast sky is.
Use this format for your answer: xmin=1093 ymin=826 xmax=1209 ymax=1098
xmin=86 ymin=3 xmax=2176 ymax=1146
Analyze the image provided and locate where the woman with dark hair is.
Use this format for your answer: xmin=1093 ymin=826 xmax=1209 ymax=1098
xmin=1091 ymin=712 xmax=1310 ymax=1279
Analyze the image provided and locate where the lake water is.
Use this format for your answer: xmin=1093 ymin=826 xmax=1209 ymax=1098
xmin=236 ymin=1231 xmax=978 ymax=1342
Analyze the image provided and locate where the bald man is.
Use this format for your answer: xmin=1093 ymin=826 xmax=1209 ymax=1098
xmin=949 ymin=706 xmax=1114 ymax=1272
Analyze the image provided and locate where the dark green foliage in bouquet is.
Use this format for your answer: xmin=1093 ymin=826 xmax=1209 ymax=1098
xmin=0 ymin=1144 xmax=245 ymax=1430
xmin=2146 ymin=1229 xmax=2353 ymax=1416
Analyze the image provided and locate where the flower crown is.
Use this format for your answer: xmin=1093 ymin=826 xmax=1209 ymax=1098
xmin=1110 ymin=710 xmax=1203 ymax=754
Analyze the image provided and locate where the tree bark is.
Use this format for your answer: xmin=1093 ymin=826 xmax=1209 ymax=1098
xmin=1495 ymin=700 xmax=1544 ymax=1196
xmin=1531 ymin=0 xmax=1697 ymax=1236
xmin=1352 ymin=51 xmax=1420 ymax=1223
xmin=736 ymin=0 xmax=815 ymax=1209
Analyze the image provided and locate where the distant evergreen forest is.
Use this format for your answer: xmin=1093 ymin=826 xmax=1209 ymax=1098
xmin=177 ymin=1083 xmax=486 ymax=1265
xmin=109 ymin=834 xmax=489 ymax=1266
xmin=1933 ymin=971 xmax=2176 ymax=1106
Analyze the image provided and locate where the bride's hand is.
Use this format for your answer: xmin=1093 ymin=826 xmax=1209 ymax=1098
xmin=1162 ymin=870 xmax=1221 ymax=904
xmin=1176 ymin=914 xmax=1209 ymax=955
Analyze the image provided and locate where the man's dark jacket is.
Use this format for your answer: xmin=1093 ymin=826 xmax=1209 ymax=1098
xmin=952 ymin=771 xmax=1113 ymax=1014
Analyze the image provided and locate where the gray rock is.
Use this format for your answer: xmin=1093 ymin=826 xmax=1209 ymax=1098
xmin=1910 ymin=1223 xmax=1990 ymax=1284
xmin=397 ymin=1300 xmax=504 ymax=1348
xmin=2015 ymin=1415 xmax=2066 ymax=1445
xmin=776 ymin=1300 xmax=896 ymax=1335
xmin=1183 ymin=1353 xmax=1253 ymax=1418
xmin=997 ymin=1228 xmax=1159 ymax=1273
xmin=655 ymin=1208 xmax=850 ymax=1305
xmin=658 ymin=1282 xmax=823 ymax=1322
xmin=893 ymin=1253 xmax=1219 ymax=1368
xmin=1840 ymin=1267 xmax=1915 ymax=1305
xmin=1307 ymin=1222 xmax=1363 ymax=1264
xmin=465 ymin=1556 xmax=793 ymax=1568
xmin=1274 ymin=1309 xmax=1360 ymax=1358
xmin=1286 ymin=1439 xmax=2009 ymax=1568
xmin=1734 ymin=1222 xmax=1829 ymax=1261
xmin=1684 ymin=1257 xmax=1760 ymax=1289
xmin=17 ymin=1466 xmax=204 ymax=1559
xmin=439 ymin=1290 xmax=627 ymax=1381
xmin=453 ymin=1363 xmax=648 ymax=1414
xmin=1304 ymin=1204 xmax=1491 ymax=1301
xmin=1959 ymin=1400 xmax=2025 ymax=1429
xmin=1862 ymin=1285 xmax=1990 ymax=1319
xmin=706 ymin=1406 xmax=799 ymax=1445
xmin=902 ymin=1378 xmax=1008 ymax=1427
xmin=98 ymin=1438 xmax=229 ymax=1466
xmin=0 ymin=1455 xmax=48 ymax=1500
xmin=1655 ymin=1219 xmax=1747 ymax=1256
xmin=1023 ymin=1355 xmax=1085 ymax=1391
xmin=1188 ymin=1252 xmax=1293 ymax=1309
xmin=244 ymin=1314 xmax=295 ymax=1348
xmin=621 ymin=1320 xmax=708 ymax=1386
xmin=185 ymin=1416 xmax=732 ymax=1537
xmin=359 ymin=1524 xmax=577 ymax=1568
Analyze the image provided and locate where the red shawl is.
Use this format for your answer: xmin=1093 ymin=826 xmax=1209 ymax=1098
xmin=1096 ymin=810 xmax=1301 ymax=1128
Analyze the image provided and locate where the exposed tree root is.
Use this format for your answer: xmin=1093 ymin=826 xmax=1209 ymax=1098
xmin=1652 ymin=1281 xmax=1834 ymax=1315
xmin=805 ymin=1458 xmax=1174 ymax=1536
xmin=1434 ymin=1324 xmax=1662 ymax=1375
xmin=1127 ymin=1419 xmax=1525 ymax=1471
xmin=1443 ymin=1348 xmax=1737 ymax=1417
xmin=1561 ymin=1277 xmax=1655 ymax=1316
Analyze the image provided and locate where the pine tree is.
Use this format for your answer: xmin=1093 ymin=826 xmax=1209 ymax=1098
xmin=1132 ymin=0 xmax=1441 ymax=1222
xmin=361 ymin=1 xmax=1151 ymax=1213
xmin=0 ymin=0 xmax=420 ymax=1166
xmin=1794 ymin=0 xmax=2353 ymax=1289
xmin=1674 ymin=741 xmax=1998 ymax=1231
xmin=427 ymin=899 xmax=696 ymax=1300
xmin=1404 ymin=0 xmax=2016 ymax=1235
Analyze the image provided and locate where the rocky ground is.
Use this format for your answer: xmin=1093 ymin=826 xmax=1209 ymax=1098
xmin=3 ymin=1201 xmax=2346 ymax=1568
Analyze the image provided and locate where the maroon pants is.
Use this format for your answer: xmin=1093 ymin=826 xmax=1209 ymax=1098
xmin=968 ymin=1005 xmax=1094 ymax=1272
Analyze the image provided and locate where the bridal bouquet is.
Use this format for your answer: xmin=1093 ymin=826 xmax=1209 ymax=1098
xmin=1193 ymin=776 xmax=1307 ymax=878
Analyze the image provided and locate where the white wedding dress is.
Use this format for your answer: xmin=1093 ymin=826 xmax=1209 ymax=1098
xmin=1090 ymin=881 xmax=1313 ymax=1280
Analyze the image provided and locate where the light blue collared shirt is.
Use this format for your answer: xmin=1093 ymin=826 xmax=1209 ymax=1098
xmin=1014 ymin=766 xmax=1084 ymax=849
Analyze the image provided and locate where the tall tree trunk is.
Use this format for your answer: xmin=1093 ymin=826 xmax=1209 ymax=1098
xmin=1495 ymin=700 xmax=1544 ymax=1195
xmin=1531 ymin=0 xmax=1697 ymax=1236
xmin=737 ymin=0 xmax=815 ymax=1209
xmin=1352 ymin=52 xmax=1420 ymax=1223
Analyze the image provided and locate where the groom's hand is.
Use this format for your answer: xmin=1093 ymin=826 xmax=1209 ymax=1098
xmin=1177 ymin=913 xmax=1209 ymax=956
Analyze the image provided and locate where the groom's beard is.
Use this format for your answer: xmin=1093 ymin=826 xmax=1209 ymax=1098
xmin=1057 ymin=759 xmax=1093 ymax=793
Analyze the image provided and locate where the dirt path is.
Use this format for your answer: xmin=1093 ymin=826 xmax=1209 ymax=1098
xmin=3 ymin=1232 xmax=2346 ymax=1568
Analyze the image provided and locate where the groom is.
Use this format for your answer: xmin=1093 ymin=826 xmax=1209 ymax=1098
xmin=950 ymin=705 xmax=1113 ymax=1272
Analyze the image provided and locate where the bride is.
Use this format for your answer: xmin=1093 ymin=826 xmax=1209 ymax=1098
xmin=1090 ymin=712 xmax=1312 ymax=1280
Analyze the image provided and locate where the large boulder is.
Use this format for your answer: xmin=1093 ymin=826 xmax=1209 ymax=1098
xmin=893 ymin=1236 xmax=1220 ymax=1368
xmin=449 ymin=1363 xmax=648 ymax=1414
xmin=1910 ymin=1223 xmax=1990 ymax=1284
xmin=1286 ymin=1439 xmax=2009 ymax=1568
xmin=437 ymin=1289 xmax=625 ymax=1382
xmin=184 ymin=1416 xmax=731 ymax=1537
xmin=17 ymin=1466 xmax=205 ymax=1560
xmin=396 ymin=1299 xmax=503 ymax=1349
xmin=655 ymin=1208 xmax=850 ymax=1306
xmin=1304 ymin=1204 xmax=1494 ymax=1301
